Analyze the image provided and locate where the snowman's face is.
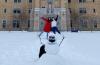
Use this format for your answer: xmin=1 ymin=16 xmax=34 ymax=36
xmin=49 ymin=36 xmax=55 ymax=43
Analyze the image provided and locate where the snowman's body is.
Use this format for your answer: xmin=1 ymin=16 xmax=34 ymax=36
xmin=45 ymin=41 xmax=60 ymax=55
xmin=34 ymin=40 xmax=66 ymax=65
xmin=39 ymin=32 xmax=60 ymax=55
xmin=34 ymin=53 xmax=66 ymax=65
xmin=34 ymin=32 xmax=66 ymax=65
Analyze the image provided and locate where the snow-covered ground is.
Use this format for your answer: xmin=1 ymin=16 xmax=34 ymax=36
xmin=0 ymin=31 xmax=100 ymax=65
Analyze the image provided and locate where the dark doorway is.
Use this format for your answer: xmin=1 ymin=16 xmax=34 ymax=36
xmin=13 ymin=20 xmax=20 ymax=30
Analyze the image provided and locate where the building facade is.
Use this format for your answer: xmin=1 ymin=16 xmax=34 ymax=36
xmin=0 ymin=0 xmax=33 ymax=31
xmin=68 ymin=0 xmax=100 ymax=31
xmin=1 ymin=0 xmax=100 ymax=31
xmin=0 ymin=0 xmax=70 ymax=31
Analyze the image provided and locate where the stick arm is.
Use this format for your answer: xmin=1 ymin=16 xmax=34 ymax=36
xmin=59 ymin=36 xmax=65 ymax=46
xmin=38 ymin=32 xmax=43 ymax=44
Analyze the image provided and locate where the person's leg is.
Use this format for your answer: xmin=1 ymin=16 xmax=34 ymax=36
xmin=39 ymin=45 xmax=46 ymax=58
xmin=39 ymin=31 xmax=43 ymax=37
xmin=47 ymin=32 xmax=48 ymax=39
xmin=55 ymin=27 xmax=61 ymax=34
xmin=51 ymin=27 xmax=56 ymax=34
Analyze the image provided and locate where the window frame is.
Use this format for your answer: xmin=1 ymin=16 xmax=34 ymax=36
xmin=68 ymin=0 xmax=71 ymax=3
xmin=13 ymin=19 xmax=20 ymax=29
xmin=13 ymin=8 xmax=21 ymax=14
xmin=2 ymin=20 xmax=7 ymax=29
xmin=14 ymin=0 xmax=21 ymax=3
xmin=5 ymin=0 xmax=7 ymax=3
xmin=79 ymin=0 xmax=86 ymax=3
xmin=79 ymin=8 xmax=87 ymax=14
xmin=4 ymin=8 xmax=7 ymax=13
xmin=29 ymin=0 xmax=32 ymax=3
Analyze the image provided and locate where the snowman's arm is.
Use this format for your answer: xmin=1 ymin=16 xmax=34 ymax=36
xmin=39 ymin=32 xmax=43 ymax=44
xmin=39 ymin=32 xmax=43 ymax=37
xmin=59 ymin=36 xmax=65 ymax=46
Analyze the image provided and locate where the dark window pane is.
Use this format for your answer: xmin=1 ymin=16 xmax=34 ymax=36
xmin=93 ymin=0 xmax=95 ymax=2
xmin=68 ymin=0 xmax=71 ymax=3
xmin=69 ymin=8 xmax=72 ymax=13
xmin=93 ymin=20 xmax=97 ymax=28
xmin=47 ymin=0 xmax=53 ymax=4
xmin=5 ymin=0 xmax=7 ymax=2
xmin=28 ymin=20 xmax=30 ymax=27
xmin=13 ymin=20 xmax=20 ymax=28
xmin=13 ymin=9 xmax=21 ymax=14
xmin=93 ymin=9 xmax=96 ymax=13
xmin=13 ymin=10 xmax=16 ymax=13
xmin=18 ymin=0 xmax=21 ymax=3
xmin=79 ymin=8 xmax=86 ymax=14
xmin=4 ymin=8 xmax=6 ymax=13
xmin=29 ymin=0 xmax=32 ymax=3
xmin=80 ymin=19 xmax=87 ymax=28
xmin=14 ymin=0 xmax=17 ymax=3
xmin=17 ymin=10 xmax=21 ymax=13
xmin=28 ymin=9 xmax=31 ymax=13
xmin=79 ymin=0 xmax=86 ymax=3
xmin=2 ymin=20 xmax=6 ymax=28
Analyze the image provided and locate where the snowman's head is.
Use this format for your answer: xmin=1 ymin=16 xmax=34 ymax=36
xmin=48 ymin=32 xmax=56 ymax=43
xmin=48 ymin=35 xmax=55 ymax=42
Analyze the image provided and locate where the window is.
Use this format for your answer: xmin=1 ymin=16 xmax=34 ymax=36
xmin=28 ymin=20 xmax=30 ymax=28
xmin=79 ymin=8 xmax=86 ymax=14
xmin=18 ymin=0 xmax=21 ymax=2
xmin=93 ymin=0 xmax=95 ymax=2
xmin=68 ymin=0 xmax=71 ymax=3
xmin=79 ymin=0 xmax=86 ymax=3
xmin=2 ymin=20 xmax=7 ymax=29
xmin=94 ymin=22 xmax=97 ymax=28
xmin=42 ymin=6 xmax=45 ymax=8
xmin=28 ymin=9 xmax=31 ymax=13
xmin=14 ymin=0 xmax=21 ymax=3
xmin=14 ymin=0 xmax=17 ymax=3
xmin=17 ymin=10 xmax=21 ymax=13
xmin=13 ymin=9 xmax=21 ymax=14
xmin=47 ymin=0 xmax=53 ymax=4
xmin=70 ymin=20 xmax=73 ymax=28
xmin=93 ymin=9 xmax=96 ymax=13
xmin=69 ymin=8 xmax=72 ymax=13
xmin=93 ymin=20 xmax=97 ymax=28
xmin=29 ymin=0 xmax=32 ymax=3
xmin=80 ymin=19 xmax=87 ymax=28
xmin=5 ymin=0 xmax=7 ymax=2
xmin=13 ymin=20 xmax=20 ymax=28
xmin=4 ymin=8 xmax=7 ymax=13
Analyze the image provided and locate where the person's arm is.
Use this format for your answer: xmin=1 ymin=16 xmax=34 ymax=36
xmin=55 ymin=15 xmax=58 ymax=21
xmin=41 ymin=17 xmax=48 ymax=22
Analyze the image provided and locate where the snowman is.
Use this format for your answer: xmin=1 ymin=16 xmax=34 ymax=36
xmin=33 ymin=32 xmax=66 ymax=65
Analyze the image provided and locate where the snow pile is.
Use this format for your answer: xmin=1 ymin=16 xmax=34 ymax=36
xmin=34 ymin=54 xmax=66 ymax=65
xmin=0 ymin=31 xmax=100 ymax=65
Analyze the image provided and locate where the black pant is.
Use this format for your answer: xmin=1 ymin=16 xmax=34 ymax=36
xmin=51 ymin=27 xmax=61 ymax=34
xmin=39 ymin=45 xmax=46 ymax=58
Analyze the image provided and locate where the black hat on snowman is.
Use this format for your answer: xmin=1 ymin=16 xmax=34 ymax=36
xmin=48 ymin=32 xmax=56 ymax=43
